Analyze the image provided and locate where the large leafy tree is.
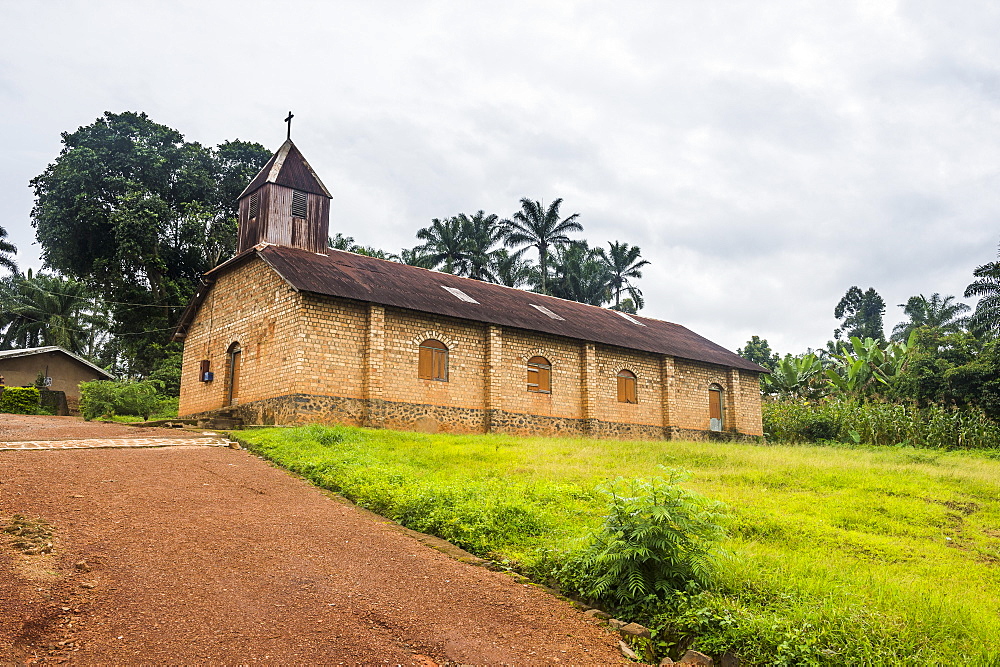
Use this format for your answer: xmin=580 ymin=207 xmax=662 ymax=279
xmin=30 ymin=111 xmax=270 ymax=374
xmin=944 ymin=338 xmax=1000 ymax=420
xmin=965 ymin=247 xmax=1000 ymax=339
xmin=834 ymin=286 xmax=886 ymax=342
xmin=737 ymin=335 xmax=780 ymax=371
xmin=0 ymin=225 xmax=16 ymax=275
xmin=890 ymin=293 xmax=970 ymax=341
xmin=503 ymin=198 xmax=582 ymax=295
xmin=600 ymin=241 xmax=649 ymax=311
xmin=886 ymin=328 xmax=979 ymax=407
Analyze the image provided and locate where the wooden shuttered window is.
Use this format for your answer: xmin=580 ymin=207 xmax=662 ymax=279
xmin=249 ymin=191 xmax=260 ymax=219
xmin=617 ymin=370 xmax=637 ymax=403
xmin=418 ymin=339 xmax=448 ymax=381
xmin=527 ymin=356 xmax=551 ymax=393
xmin=291 ymin=190 xmax=308 ymax=219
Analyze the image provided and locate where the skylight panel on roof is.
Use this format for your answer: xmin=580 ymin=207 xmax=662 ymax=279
xmin=530 ymin=303 xmax=565 ymax=321
xmin=441 ymin=286 xmax=479 ymax=304
xmin=614 ymin=310 xmax=646 ymax=326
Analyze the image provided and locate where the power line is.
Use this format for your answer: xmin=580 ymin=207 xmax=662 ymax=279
xmin=9 ymin=283 xmax=191 ymax=308
xmin=0 ymin=306 xmax=178 ymax=337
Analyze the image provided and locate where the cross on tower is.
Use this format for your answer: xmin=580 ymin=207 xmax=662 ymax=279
xmin=285 ymin=111 xmax=294 ymax=140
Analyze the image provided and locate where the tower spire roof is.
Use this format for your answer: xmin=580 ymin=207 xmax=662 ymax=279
xmin=238 ymin=139 xmax=332 ymax=200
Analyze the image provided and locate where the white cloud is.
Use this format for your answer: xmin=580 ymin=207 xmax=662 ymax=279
xmin=1 ymin=0 xmax=998 ymax=356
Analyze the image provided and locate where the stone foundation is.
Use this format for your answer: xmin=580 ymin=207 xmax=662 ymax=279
xmin=675 ymin=427 xmax=761 ymax=443
xmin=184 ymin=393 xmax=758 ymax=441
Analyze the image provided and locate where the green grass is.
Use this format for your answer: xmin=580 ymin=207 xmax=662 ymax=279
xmin=236 ymin=425 xmax=1000 ymax=665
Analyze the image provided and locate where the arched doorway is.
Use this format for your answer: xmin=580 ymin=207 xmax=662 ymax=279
xmin=226 ymin=342 xmax=242 ymax=406
xmin=708 ymin=384 xmax=724 ymax=432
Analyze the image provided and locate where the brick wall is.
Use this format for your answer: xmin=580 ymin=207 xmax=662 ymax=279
xmin=296 ymin=293 xmax=367 ymax=400
xmin=179 ymin=260 xmax=763 ymax=438
xmin=382 ymin=307 xmax=487 ymax=411
xmin=672 ymin=359 xmax=763 ymax=436
xmin=590 ymin=344 xmax=663 ymax=427
xmin=179 ymin=258 xmax=304 ymax=416
xmin=500 ymin=329 xmax=583 ymax=419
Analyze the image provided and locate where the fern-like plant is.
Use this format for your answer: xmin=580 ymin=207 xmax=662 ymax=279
xmin=561 ymin=470 xmax=727 ymax=609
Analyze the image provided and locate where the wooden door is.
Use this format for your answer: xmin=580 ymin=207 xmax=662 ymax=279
xmin=709 ymin=387 xmax=723 ymax=431
xmin=227 ymin=346 xmax=242 ymax=406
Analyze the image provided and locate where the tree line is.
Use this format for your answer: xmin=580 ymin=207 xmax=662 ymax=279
xmin=738 ymin=249 xmax=1000 ymax=425
xmin=329 ymin=202 xmax=649 ymax=311
xmin=0 ymin=111 xmax=649 ymax=390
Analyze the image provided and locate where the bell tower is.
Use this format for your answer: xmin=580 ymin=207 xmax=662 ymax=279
xmin=236 ymin=130 xmax=332 ymax=254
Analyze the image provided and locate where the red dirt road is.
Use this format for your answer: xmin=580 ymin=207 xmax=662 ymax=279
xmin=0 ymin=435 xmax=623 ymax=663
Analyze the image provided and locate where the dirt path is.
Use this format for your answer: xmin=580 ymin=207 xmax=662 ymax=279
xmin=0 ymin=414 xmax=207 ymax=442
xmin=0 ymin=420 xmax=622 ymax=664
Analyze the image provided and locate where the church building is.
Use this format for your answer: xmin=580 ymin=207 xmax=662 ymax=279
xmin=174 ymin=139 xmax=766 ymax=439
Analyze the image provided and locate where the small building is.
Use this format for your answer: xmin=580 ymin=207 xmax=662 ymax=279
xmin=0 ymin=346 xmax=114 ymax=400
xmin=174 ymin=140 xmax=767 ymax=439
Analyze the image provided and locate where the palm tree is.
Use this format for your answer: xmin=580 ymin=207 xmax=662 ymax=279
xmin=416 ymin=217 xmax=467 ymax=274
xmin=491 ymin=249 xmax=535 ymax=288
xmin=398 ymin=247 xmax=436 ymax=269
xmin=890 ymin=293 xmax=970 ymax=341
xmin=600 ymin=241 xmax=650 ymax=311
xmin=454 ymin=211 xmax=504 ymax=281
xmin=0 ymin=224 xmax=17 ymax=274
xmin=328 ymin=233 xmax=359 ymax=251
xmin=503 ymin=198 xmax=582 ymax=294
xmin=966 ymin=247 xmax=1000 ymax=339
xmin=0 ymin=272 xmax=107 ymax=354
xmin=548 ymin=241 xmax=611 ymax=306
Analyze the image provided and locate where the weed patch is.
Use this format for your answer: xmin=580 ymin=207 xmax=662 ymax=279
xmin=4 ymin=515 xmax=54 ymax=555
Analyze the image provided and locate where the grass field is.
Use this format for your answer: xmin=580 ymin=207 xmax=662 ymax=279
xmin=236 ymin=425 xmax=1000 ymax=665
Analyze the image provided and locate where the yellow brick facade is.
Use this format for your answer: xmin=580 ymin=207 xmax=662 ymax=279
xmin=179 ymin=259 xmax=304 ymax=415
xmin=179 ymin=258 xmax=763 ymax=439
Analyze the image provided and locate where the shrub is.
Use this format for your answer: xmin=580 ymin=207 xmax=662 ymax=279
xmin=0 ymin=386 xmax=40 ymax=414
xmin=557 ymin=471 xmax=727 ymax=612
xmin=79 ymin=379 xmax=163 ymax=421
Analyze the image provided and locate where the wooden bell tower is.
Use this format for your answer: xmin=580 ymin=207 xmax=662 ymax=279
xmin=236 ymin=129 xmax=332 ymax=254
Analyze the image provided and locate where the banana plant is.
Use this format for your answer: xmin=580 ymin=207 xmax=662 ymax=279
xmin=825 ymin=334 xmax=914 ymax=399
xmin=763 ymin=353 xmax=828 ymax=400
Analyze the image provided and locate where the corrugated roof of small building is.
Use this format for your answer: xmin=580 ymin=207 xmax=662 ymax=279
xmin=175 ymin=244 xmax=767 ymax=374
xmin=0 ymin=346 xmax=115 ymax=379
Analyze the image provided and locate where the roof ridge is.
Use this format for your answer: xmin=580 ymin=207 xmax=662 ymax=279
xmin=324 ymin=248 xmax=673 ymax=327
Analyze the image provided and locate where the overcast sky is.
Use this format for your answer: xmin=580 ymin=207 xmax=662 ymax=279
xmin=1 ymin=0 xmax=997 ymax=355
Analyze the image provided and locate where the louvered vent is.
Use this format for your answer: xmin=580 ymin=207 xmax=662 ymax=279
xmin=291 ymin=190 xmax=308 ymax=219
xmin=249 ymin=191 xmax=260 ymax=219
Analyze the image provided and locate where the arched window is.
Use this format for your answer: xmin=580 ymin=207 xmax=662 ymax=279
xmin=418 ymin=339 xmax=448 ymax=381
xmin=226 ymin=342 xmax=242 ymax=406
xmin=527 ymin=356 xmax=551 ymax=393
xmin=708 ymin=383 xmax=724 ymax=431
xmin=617 ymin=369 xmax=637 ymax=403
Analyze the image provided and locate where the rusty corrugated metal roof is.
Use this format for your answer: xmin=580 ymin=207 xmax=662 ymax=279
xmin=195 ymin=245 xmax=764 ymax=373
xmin=238 ymin=140 xmax=332 ymax=199
xmin=0 ymin=346 xmax=115 ymax=379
